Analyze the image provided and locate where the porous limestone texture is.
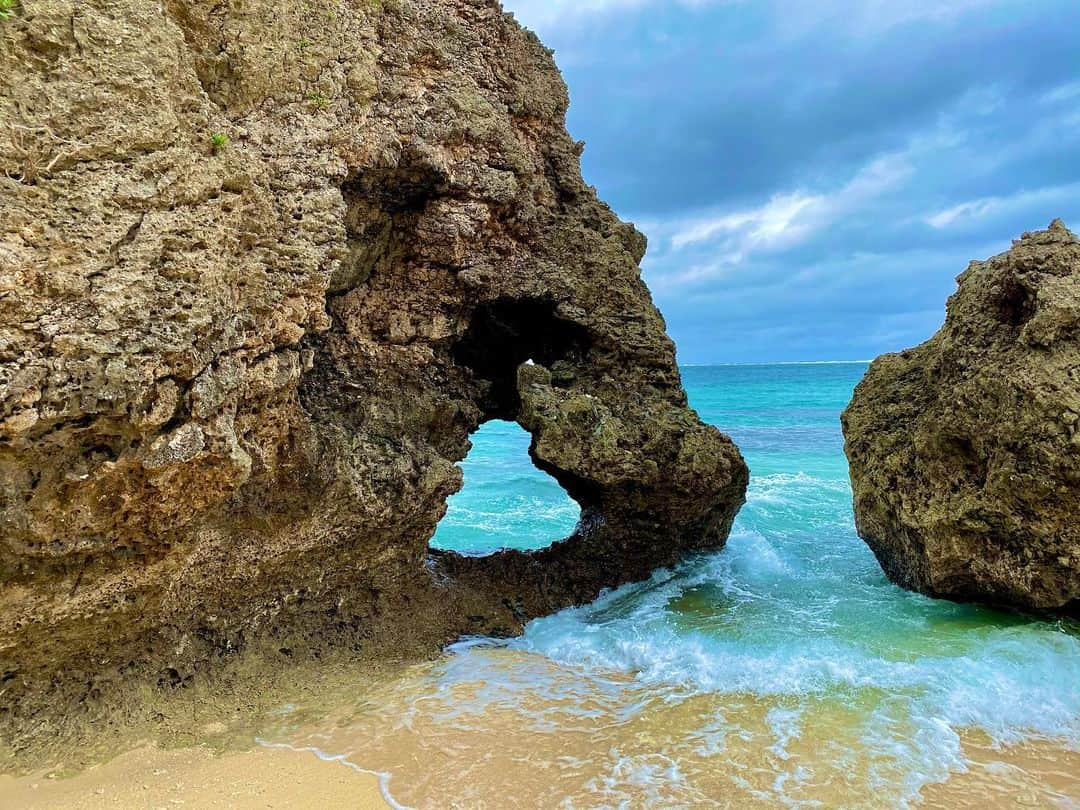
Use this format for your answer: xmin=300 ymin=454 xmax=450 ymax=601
xmin=843 ymin=221 xmax=1080 ymax=614
xmin=0 ymin=0 xmax=748 ymax=745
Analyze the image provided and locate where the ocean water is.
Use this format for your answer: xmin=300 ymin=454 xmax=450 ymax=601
xmin=276 ymin=364 xmax=1080 ymax=808
xmin=430 ymin=418 xmax=580 ymax=554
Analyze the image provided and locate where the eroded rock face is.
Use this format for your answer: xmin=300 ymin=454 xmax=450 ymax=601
xmin=843 ymin=221 xmax=1080 ymax=613
xmin=0 ymin=0 xmax=748 ymax=735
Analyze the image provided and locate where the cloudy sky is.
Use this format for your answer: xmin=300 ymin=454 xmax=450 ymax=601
xmin=502 ymin=0 xmax=1080 ymax=364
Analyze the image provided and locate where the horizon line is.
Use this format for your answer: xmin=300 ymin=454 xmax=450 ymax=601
xmin=680 ymin=360 xmax=873 ymax=367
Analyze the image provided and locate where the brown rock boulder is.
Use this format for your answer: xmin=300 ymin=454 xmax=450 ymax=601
xmin=843 ymin=220 xmax=1080 ymax=613
xmin=0 ymin=0 xmax=747 ymax=742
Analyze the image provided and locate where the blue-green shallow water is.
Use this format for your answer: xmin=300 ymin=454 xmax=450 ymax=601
xmin=295 ymin=364 xmax=1080 ymax=807
xmin=430 ymin=419 xmax=580 ymax=554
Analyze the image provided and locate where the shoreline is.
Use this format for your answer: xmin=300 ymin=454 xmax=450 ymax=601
xmin=1 ymin=726 xmax=1074 ymax=809
xmin=1 ymin=630 xmax=1075 ymax=808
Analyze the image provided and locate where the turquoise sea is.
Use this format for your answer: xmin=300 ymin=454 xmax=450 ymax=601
xmin=277 ymin=364 xmax=1080 ymax=808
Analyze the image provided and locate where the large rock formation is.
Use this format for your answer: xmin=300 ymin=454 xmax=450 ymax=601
xmin=0 ymin=0 xmax=747 ymax=742
xmin=843 ymin=221 xmax=1080 ymax=613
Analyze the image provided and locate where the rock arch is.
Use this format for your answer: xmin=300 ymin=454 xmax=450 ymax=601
xmin=0 ymin=0 xmax=748 ymax=745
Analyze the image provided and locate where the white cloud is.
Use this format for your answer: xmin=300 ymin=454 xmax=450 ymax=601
xmin=1040 ymin=80 xmax=1080 ymax=106
xmin=924 ymin=184 xmax=1080 ymax=230
xmin=501 ymin=0 xmax=701 ymax=30
xmin=670 ymin=192 xmax=821 ymax=252
xmin=925 ymin=199 xmax=1000 ymax=229
xmin=808 ymin=0 xmax=999 ymax=31
xmin=655 ymin=153 xmax=912 ymax=283
xmin=503 ymin=0 xmax=1000 ymax=36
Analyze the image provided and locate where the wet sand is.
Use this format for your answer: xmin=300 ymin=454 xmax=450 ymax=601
xmin=921 ymin=734 xmax=1080 ymax=809
xmin=0 ymin=719 xmax=1075 ymax=809
xmin=1 ymin=646 xmax=1075 ymax=809
xmin=0 ymin=745 xmax=389 ymax=809
xmin=1 ymin=729 xmax=1074 ymax=810
xmin=243 ymin=648 xmax=1080 ymax=809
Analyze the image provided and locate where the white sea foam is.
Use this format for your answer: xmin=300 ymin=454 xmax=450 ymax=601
xmin=508 ymin=499 xmax=1080 ymax=805
xmin=255 ymin=739 xmax=414 ymax=810
xmin=287 ymin=365 xmax=1080 ymax=806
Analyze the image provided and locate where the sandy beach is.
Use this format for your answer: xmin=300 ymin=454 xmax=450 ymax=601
xmin=1 ymin=729 xmax=1074 ymax=809
xmin=0 ymin=745 xmax=389 ymax=810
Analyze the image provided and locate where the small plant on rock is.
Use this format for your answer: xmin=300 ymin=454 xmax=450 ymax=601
xmin=210 ymin=132 xmax=229 ymax=153
xmin=0 ymin=0 xmax=17 ymax=19
xmin=308 ymin=92 xmax=329 ymax=111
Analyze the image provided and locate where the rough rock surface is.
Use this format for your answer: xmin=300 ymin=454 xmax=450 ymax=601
xmin=843 ymin=221 xmax=1080 ymax=613
xmin=0 ymin=0 xmax=748 ymax=744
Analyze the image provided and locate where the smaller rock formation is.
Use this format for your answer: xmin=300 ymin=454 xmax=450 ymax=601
xmin=843 ymin=220 xmax=1080 ymax=613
